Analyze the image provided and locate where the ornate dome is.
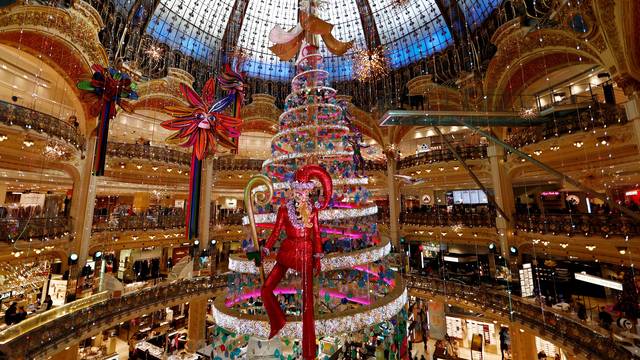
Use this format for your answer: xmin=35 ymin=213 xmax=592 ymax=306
xmin=146 ymin=0 xmax=501 ymax=81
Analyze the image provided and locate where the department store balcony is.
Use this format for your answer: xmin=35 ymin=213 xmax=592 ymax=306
xmin=515 ymin=212 xmax=639 ymax=238
xmin=398 ymin=144 xmax=488 ymax=170
xmin=505 ymin=103 xmax=627 ymax=148
xmin=91 ymin=213 xmax=184 ymax=232
xmin=0 ymin=274 xmax=630 ymax=359
xmin=0 ymin=215 xmax=70 ymax=243
xmin=0 ymin=100 xmax=85 ymax=150
xmin=400 ymin=208 xmax=497 ymax=228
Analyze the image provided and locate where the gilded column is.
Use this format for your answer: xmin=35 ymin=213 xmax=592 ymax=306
xmin=70 ymin=136 xmax=98 ymax=268
xmin=487 ymin=143 xmax=515 ymax=260
xmin=185 ymin=298 xmax=208 ymax=352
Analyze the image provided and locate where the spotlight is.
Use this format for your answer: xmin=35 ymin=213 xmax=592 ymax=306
xmin=488 ymin=243 xmax=496 ymax=251
xmin=69 ymin=252 xmax=79 ymax=265
xmin=93 ymin=251 xmax=103 ymax=260
xmin=0 ymin=134 xmax=7 ymax=142
xmin=193 ymin=240 xmax=200 ymax=246
xmin=509 ymin=246 xmax=518 ymax=255
xmin=617 ymin=247 xmax=627 ymax=255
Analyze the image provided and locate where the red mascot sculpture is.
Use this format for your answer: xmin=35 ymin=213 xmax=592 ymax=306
xmin=261 ymin=165 xmax=332 ymax=360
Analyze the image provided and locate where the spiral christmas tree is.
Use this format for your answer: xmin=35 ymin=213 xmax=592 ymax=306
xmin=212 ymin=40 xmax=408 ymax=359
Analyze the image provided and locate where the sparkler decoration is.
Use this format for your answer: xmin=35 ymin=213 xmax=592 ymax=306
xmin=352 ymin=46 xmax=389 ymax=82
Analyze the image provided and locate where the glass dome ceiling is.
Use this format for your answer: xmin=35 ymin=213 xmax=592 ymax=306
xmin=147 ymin=0 xmax=501 ymax=81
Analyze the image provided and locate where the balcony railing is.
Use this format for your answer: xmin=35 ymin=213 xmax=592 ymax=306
xmin=0 ymin=274 xmax=628 ymax=359
xmin=212 ymin=158 xmax=263 ymax=171
xmin=401 ymin=210 xmax=496 ymax=228
xmin=398 ymin=144 xmax=488 ymax=169
xmin=515 ymin=213 xmax=639 ymax=238
xmin=106 ymin=142 xmax=191 ymax=165
xmin=91 ymin=214 xmax=184 ymax=232
xmin=409 ymin=275 xmax=630 ymax=360
xmin=505 ymin=104 xmax=628 ymax=148
xmin=0 ymin=100 xmax=85 ymax=150
xmin=0 ymin=216 xmax=70 ymax=242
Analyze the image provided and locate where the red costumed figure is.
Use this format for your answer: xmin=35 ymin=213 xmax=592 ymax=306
xmin=261 ymin=165 xmax=332 ymax=359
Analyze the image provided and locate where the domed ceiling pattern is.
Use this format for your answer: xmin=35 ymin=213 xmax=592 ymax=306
xmin=146 ymin=0 xmax=501 ymax=81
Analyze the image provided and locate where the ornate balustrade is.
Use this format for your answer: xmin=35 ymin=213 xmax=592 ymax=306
xmin=364 ymin=160 xmax=387 ymax=171
xmin=398 ymin=144 xmax=488 ymax=169
xmin=0 ymin=216 xmax=70 ymax=242
xmin=91 ymin=214 xmax=184 ymax=232
xmin=212 ymin=158 xmax=263 ymax=171
xmin=515 ymin=213 xmax=639 ymax=238
xmin=0 ymin=100 xmax=85 ymax=150
xmin=105 ymin=142 xmax=265 ymax=171
xmin=408 ymin=275 xmax=630 ymax=360
xmin=401 ymin=210 xmax=496 ymax=228
xmin=106 ymin=142 xmax=191 ymax=165
xmin=505 ymin=104 xmax=627 ymax=148
xmin=0 ymin=274 xmax=628 ymax=359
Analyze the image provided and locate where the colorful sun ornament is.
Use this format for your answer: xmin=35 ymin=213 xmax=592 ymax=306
xmin=77 ymin=64 xmax=138 ymax=176
xmin=162 ymin=62 xmax=246 ymax=241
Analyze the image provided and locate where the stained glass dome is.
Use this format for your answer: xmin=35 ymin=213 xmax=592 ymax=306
xmin=146 ymin=0 xmax=502 ymax=81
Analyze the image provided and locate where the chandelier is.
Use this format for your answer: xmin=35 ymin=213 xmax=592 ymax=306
xmin=392 ymin=0 xmax=411 ymax=8
xmin=352 ymin=46 xmax=389 ymax=82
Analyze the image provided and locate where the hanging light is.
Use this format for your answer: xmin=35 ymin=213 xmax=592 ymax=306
xmin=23 ymin=138 xmax=34 ymax=147
xmin=0 ymin=133 xmax=7 ymax=142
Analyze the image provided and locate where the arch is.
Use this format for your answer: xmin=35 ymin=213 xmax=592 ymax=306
xmin=484 ymin=26 xmax=604 ymax=109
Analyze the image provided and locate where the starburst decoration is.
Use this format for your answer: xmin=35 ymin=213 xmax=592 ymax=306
xmin=519 ymin=106 xmax=539 ymax=120
xmin=145 ymin=44 xmax=164 ymax=62
xmin=353 ymin=46 xmax=389 ymax=82
xmin=44 ymin=141 xmax=70 ymax=160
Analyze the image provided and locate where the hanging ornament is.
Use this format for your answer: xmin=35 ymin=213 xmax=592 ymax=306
xmin=77 ymin=64 xmax=138 ymax=176
xmin=162 ymin=61 xmax=246 ymax=240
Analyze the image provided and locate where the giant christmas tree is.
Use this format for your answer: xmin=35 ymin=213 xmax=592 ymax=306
xmin=212 ymin=4 xmax=407 ymax=359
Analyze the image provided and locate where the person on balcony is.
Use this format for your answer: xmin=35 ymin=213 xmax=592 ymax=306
xmin=4 ymin=302 xmax=17 ymax=325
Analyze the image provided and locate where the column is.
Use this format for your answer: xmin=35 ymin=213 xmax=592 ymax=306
xmin=70 ymin=136 xmax=97 ymax=268
xmin=185 ymin=298 xmax=207 ymax=352
xmin=508 ymin=328 xmax=537 ymax=360
xmin=132 ymin=192 xmax=150 ymax=212
xmin=428 ymin=300 xmax=446 ymax=340
xmin=487 ymin=143 xmax=515 ymax=260
xmin=624 ymin=95 xmax=640 ymax=154
xmin=0 ymin=183 xmax=6 ymax=204
xmin=386 ymin=154 xmax=400 ymax=246
xmin=49 ymin=344 xmax=78 ymax=360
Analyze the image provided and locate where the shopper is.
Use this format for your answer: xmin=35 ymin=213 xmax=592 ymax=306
xmin=577 ymin=302 xmax=587 ymax=321
xmin=598 ymin=307 xmax=613 ymax=329
xmin=43 ymin=295 xmax=53 ymax=310
xmin=15 ymin=306 xmax=27 ymax=323
xmin=499 ymin=327 xmax=510 ymax=360
xmin=4 ymin=302 xmax=17 ymax=325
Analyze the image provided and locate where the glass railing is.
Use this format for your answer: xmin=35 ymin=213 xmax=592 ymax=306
xmin=0 ymin=100 xmax=85 ymax=150
xmin=398 ymin=145 xmax=488 ymax=169
xmin=515 ymin=213 xmax=639 ymax=238
xmin=91 ymin=214 xmax=184 ymax=232
xmin=0 ymin=291 xmax=110 ymax=344
xmin=401 ymin=210 xmax=497 ymax=228
xmin=0 ymin=216 xmax=71 ymax=242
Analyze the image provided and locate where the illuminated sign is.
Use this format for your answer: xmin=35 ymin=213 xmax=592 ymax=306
xmin=625 ymin=190 xmax=638 ymax=196
xmin=574 ymin=272 xmax=623 ymax=290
